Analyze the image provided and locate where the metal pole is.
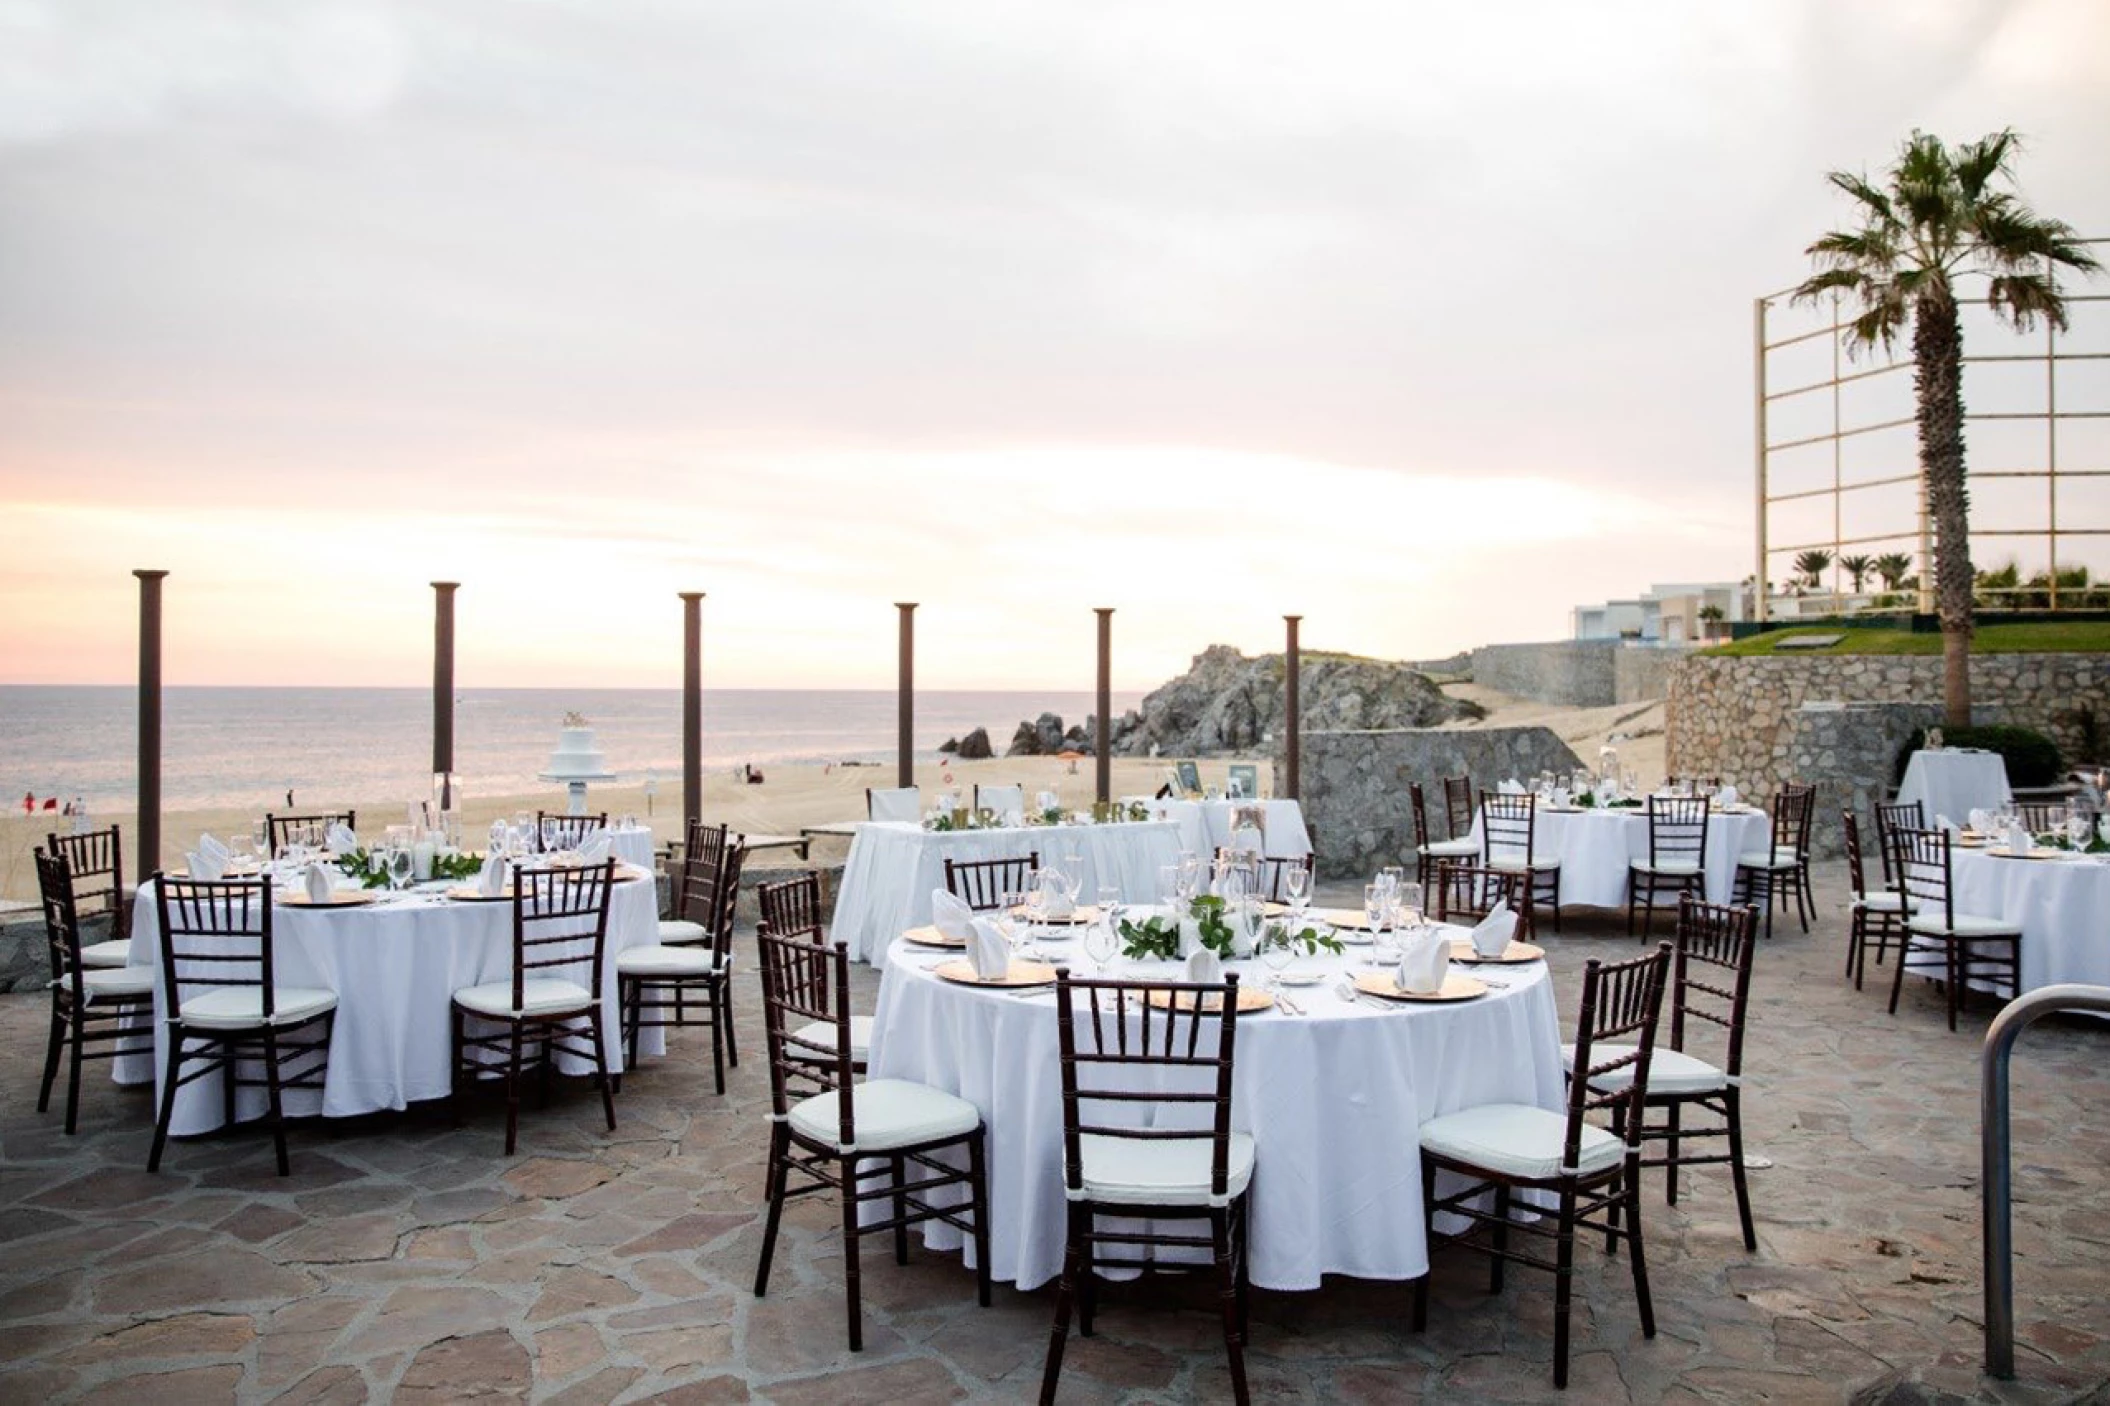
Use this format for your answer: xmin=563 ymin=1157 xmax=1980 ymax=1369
xmin=1093 ymin=608 xmax=1113 ymax=804
xmin=431 ymin=581 xmax=458 ymax=805
xmin=134 ymin=570 xmax=168 ymax=879
xmin=1831 ymin=293 xmax=1844 ymax=615
xmin=1982 ymin=984 xmax=2110 ymax=1379
xmin=1754 ymin=298 xmax=1770 ymax=624
xmin=896 ymin=603 xmax=916 ymax=790
xmin=680 ymin=592 xmax=704 ymax=828
xmin=1284 ymin=615 xmax=1302 ymax=799
xmin=2045 ymin=286 xmax=2059 ymax=610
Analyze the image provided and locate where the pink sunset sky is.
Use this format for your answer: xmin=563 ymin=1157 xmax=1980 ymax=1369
xmin=2 ymin=1 xmax=2106 ymax=691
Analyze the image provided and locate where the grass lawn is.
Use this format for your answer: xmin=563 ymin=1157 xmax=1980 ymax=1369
xmin=1703 ymin=620 xmax=2110 ymax=656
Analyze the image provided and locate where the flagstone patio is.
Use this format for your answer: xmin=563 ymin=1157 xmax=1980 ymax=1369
xmin=1 ymin=863 xmax=2105 ymax=1404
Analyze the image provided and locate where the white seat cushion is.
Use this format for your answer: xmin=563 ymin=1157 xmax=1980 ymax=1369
xmin=73 ymin=965 xmax=154 ymax=1001
xmin=789 ymin=1016 xmax=873 ymax=1064
xmin=1629 ymin=859 xmax=1702 ymax=876
xmin=1076 ymin=1130 xmax=1256 ymax=1207
xmin=1853 ymin=892 xmax=1911 ymax=913
xmin=1487 ymin=856 xmax=1560 ymax=874
xmin=1421 ymin=837 xmax=1479 ymax=857
xmin=452 ymin=977 xmax=595 ymax=1019
xmin=79 ymin=939 xmax=134 ymax=969
xmin=1736 ymin=847 xmax=1801 ymax=870
xmin=1563 ymin=1042 xmax=1729 ymax=1096
xmin=1907 ymin=912 xmax=2022 ymax=939
xmin=656 ymin=919 xmax=707 ymax=945
xmin=1419 ymin=1103 xmax=1623 ymax=1181
xmin=617 ymin=945 xmax=726 ymax=978
xmin=786 ymin=1078 xmax=980 ymax=1153
xmin=179 ymin=985 xmax=337 ymax=1031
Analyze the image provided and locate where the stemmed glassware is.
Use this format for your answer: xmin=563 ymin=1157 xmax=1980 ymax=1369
xmin=388 ymin=845 xmax=415 ymax=892
xmin=1084 ymin=907 xmax=1118 ymax=975
xmin=999 ymin=889 xmax=1029 ymax=959
xmin=1364 ymin=883 xmax=1392 ymax=966
xmin=1258 ymin=921 xmax=1297 ymax=990
xmin=1283 ymin=858 xmax=1311 ymax=917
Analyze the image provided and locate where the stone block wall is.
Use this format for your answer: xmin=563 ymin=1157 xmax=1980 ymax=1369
xmin=1470 ymin=641 xmax=1618 ymax=707
xmin=1614 ymin=646 xmax=1684 ymax=704
xmin=1290 ymin=726 xmax=1585 ymax=880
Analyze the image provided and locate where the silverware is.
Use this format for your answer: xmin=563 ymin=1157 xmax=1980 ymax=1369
xmin=1333 ymin=980 xmax=1371 ymax=1008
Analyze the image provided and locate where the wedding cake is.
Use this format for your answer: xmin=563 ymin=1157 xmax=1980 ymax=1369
xmin=540 ymin=714 xmax=614 ymax=781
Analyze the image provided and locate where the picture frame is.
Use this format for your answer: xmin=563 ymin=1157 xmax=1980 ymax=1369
xmin=1227 ymin=763 xmax=1259 ymax=800
xmin=1174 ymin=760 xmax=1202 ymax=797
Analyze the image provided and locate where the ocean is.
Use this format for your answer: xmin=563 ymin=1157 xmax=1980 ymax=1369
xmin=0 ymin=686 xmax=1140 ymax=813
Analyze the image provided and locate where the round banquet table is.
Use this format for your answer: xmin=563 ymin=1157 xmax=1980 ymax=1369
xmin=1468 ymin=804 xmax=1773 ymax=908
xmin=1949 ymin=846 xmax=2110 ymax=994
xmin=866 ymin=925 xmax=1565 ymax=1291
xmin=829 ymin=819 xmax=1186 ymax=964
xmin=119 ymin=868 xmax=663 ymax=1137
xmin=1895 ymin=749 xmax=2013 ymax=827
xmin=610 ymin=825 xmax=658 ymax=868
xmin=1144 ymin=798 xmax=1314 ymax=860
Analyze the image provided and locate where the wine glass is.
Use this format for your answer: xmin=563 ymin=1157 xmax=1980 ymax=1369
xmin=1084 ymin=910 xmax=1119 ymax=975
xmin=1157 ymin=864 xmax=1182 ymax=912
xmin=1397 ymin=881 xmax=1425 ymax=931
xmin=1258 ymin=921 xmax=1297 ymax=990
xmin=1363 ymin=883 xmax=1389 ymax=964
xmin=1283 ymin=859 xmax=1311 ymax=916
xmin=1097 ymin=883 xmax=1123 ymax=933
xmin=999 ymin=889 xmax=1029 ymax=957
xmin=1378 ymin=865 xmax=1405 ymax=900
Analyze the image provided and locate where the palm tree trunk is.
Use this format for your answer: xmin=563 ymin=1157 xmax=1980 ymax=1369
xmin=1913 ymin=291 xmax=1973 ymax=726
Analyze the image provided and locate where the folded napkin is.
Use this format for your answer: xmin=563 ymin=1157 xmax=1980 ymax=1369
xmin=1184 ymin=948 xmax=1223 ymax=986
xmin=1719 ymin=784 xmax=1739 ymax=806
xmin=932 ymin=889 xmax=976 ymax=942
xmin=304 ymin=864 xmax=334 ymax=903
xmin=2007 ymin=823 xmax=2034 ymax=855
xmin=187 ymin=848 xmax=226 ymax=880
xmin=1498 ymin=778 xmax=1524 ymax=795
xmin=199 ymin=833 xmax=230 ymax=864
xmin=968 ymin=917 xmax=1011 ymax=980
xmin=1468 ymin=904 xmax=1519 ymax=958
xmin=325 ymin=822 xmax=357 ymax=853
xmin=577 ymin=830 xmax=612 ymax=864
xmin=478 ymin=854 xmax=508 ymax=898
xmin=1397 ymin=927 xmax=1451 ymax=994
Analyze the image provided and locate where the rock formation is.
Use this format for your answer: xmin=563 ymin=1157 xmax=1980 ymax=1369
xmin=953 ymin=726 xmax=994 ymax=760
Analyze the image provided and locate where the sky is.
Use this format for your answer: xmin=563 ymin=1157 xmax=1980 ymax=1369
xmin=2 ymin=0 xmax=2106 ymax=690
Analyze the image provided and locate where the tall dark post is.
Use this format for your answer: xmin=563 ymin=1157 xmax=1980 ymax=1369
xmin=1284 ymin=614 xmax=1303 ymax=800
xmin=680 ymin=592 xmax=705 ymax=828
xmin=1094 ymin=608 xmax=1114 ymax=804
xmin=431 ymin=582 xmax=458 ymax=804
xmin=896 ymin=603 xmax=917 ymax=789
xmin=135 ymin=570 xmax=168 ymax=878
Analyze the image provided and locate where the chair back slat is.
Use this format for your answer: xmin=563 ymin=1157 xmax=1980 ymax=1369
xmin=1567 ymin=944 xmax=1671 ymax=1167
xmin=1645 ymin=796 xmax=1710 ymax=870
xmin=2013 ymin=799 xmax=2068 ymax=833
xmin=1670 ymin=895 xmax=1758 ymax=1075
xmin=267 ymin=812 xmax=355 ymax=854
xmin=1054 ymin=972 xmax=1242 ymax=1203
xmin=755 ymin=927 xmax=857 ymax=1136
xmin=1770 ymin=785 xmax=1815 ymax=856
xmin=1479 ymin=792 xmax=1538 ymax=867
xmin=1410 ymin=783 xmax=1436 ymax=851
xmin=535 ymin=811 xmax=609 ymax=853
xmin=1889 ymin=827 xmax=1956 ymax=933
xmin=1442 ymin=775 xmax=1475 ymax=840
xmin=1430 ymin=859 xmax=1534 ymax=939
xmin=46 ymin=825 xmax=127 ymax=942
xmin=1841 ymin=809 xmax=1872 ymax=899
xmin=508 ymin=862 xmax=614 ymax=1011
xmin=1872 ymin=800 xmax=1925 ymax=886
xmin=758 ymin=871 xmax=825 ymax=943
xmin=155 ymin=875 xmax=277 ymax=1014
xmin=943 ymin=852 xmax=1041 ymax=912
xmin=36 ymin=850 xmax=89 ymax=997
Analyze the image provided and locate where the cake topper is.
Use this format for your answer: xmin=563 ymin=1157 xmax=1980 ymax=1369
xmin=562 ymin=711 xmax=589 ymax=727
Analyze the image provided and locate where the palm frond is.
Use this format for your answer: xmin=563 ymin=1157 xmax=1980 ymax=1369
xmin=1825 ymin=170 xmax=1894 ymax=223
xmin=1986 ymin=274 xmax=2069 ymax=334
xmin=1954 ymin=129 xmax=2019 ymax=203
xmin=1791 ymin=266 xmax=1876 ymax=308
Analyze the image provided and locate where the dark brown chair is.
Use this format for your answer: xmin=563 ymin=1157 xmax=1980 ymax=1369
xmin=757 ymin=873 xmax=868 ymax=1072
xmin=662 ymin=820 xmax=734 ymax=945
xmin=1885 ymin=827 xmax=2021 ymax=1032
xmin=618 ymin=842 xmax=745 ymax=1093
xmin=1413 ymin=943 xmax=1671 ymax=1389
xmin=1042 ymin=970 xmax=1254 ymax=1405
xmin=1479 ymin=792 xmax=1563 ymax=932
xmin=35 ymin=851 xmax=153 ymax=1135
xmin=535 ymin=811 xmax=609 ymax=853
xmin=1209 ymin=848 xmax=1313 ymax=905
xmin=1626 ymin=796 xmax=1710 ymax=939
xmin=1411 ymin=783 xmax=1479 ymax=890
xmin=1731 ymin=786 xmax=1815 ymax=939
xmin=2013 ymin=799 xmax=2070 ymax=834
xmin=943 ymin=852 xmax=1041 ymax=912
xmin=1571 ymin=896 xmax=1760 ymax=1251
xmin=45 ymin=824 xmax=132 ymax=955
xmin=449 ymin=861 xmax=618 ymax=1154
xmin=1442 ymin=775 xmax=1476 ymax=842
xmin=1871 ymin=799 xmax=1925 ymax=889
xmin=753 ymin=928 xmax=990 ymax=1351
xmin=1842 ymin=810 xmax=1908 ymax=989
xmin=266 ymin=811 xmax=356 ymax=855
xmin=148 ymin=875 xmax=337 ymax=1175
xmin=1430 ymin=858 xmax=1535 ymax=941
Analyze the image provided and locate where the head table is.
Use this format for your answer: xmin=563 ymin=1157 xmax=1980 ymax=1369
xmin=119 ymin=866 xmax=663 ymax=1137
xmin=866 ymin=921 xmax=1565 ymax=1292
xmin=828 ymin=819 xmax=1187 ymax=964
xmin=1143 ymin=798 xmax=1313 ymax=862
xmin=1468 ymin=803 xmax=1774 ymax=908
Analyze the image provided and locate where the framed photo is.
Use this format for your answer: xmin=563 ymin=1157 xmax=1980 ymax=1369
xmin=1227 ymin=763 xmax=1259 ymax=800
xmin=1174 ymin=760 xmax=1202 ymax=797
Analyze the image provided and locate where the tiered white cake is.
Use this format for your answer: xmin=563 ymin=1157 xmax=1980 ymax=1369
xmin=542 ymin=726 xmax=613 ymax=781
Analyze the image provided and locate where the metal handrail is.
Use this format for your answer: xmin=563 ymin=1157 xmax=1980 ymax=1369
xmin=1982 ymin=983 xmax=2110 ymax=1379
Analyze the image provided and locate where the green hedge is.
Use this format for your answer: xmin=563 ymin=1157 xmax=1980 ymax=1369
xmin=1895 ymin=725 xmax=2064 ymax=788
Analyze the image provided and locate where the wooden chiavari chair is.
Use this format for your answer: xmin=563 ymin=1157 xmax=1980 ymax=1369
xmin=1886 ymin=827 xmax=2021 ymax=1032
xmin=1627 ymin=796 xmax=1710 ymax=939
xmin=534 ymin=811 xmax=608 ymax=853
xmin=1732 ymin=786 xmax=1814 ymax=939
xmin=618 ymin=842 xmax=745 ymax=1093
xmin=35 ymin=851 xmax=153 ymax=1135
xmin=1842 ymin=810 xmax=1909 ymax=989
xmin=1411 ymin=783 xmax=1478 ymax=890
xmin=758 ymin=873 xmax=867 ymax=1072
xmin=1430 ymin=858 xmax=1535 ymax=942
xmin=943 ymin=852 xmax=1042 ymax=913
xmin=266 ymin=811 xmax=356 ymax=855
xmin=1478 ymin=791 xmax=1563 ymax=932
xmin=45 ymin=824 xmax=132 ymax=957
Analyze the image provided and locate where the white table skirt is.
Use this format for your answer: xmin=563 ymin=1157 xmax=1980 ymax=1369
xmin=611 ymin=825 xmax=657 ymax=868
xmin=1950 ymin=848 xmax=2110 ymax=994
xmin=1467 ymin=807 xmax=1773 ymax=907
xmin=119 ymin=874 xmax=662 ymax=1136
xmin=1896 ymin=750 xmax=2013 ymax=826
xmin=866 ymin=935 xmax=1564 ymax=1291
xmin=829 ymin=820 xmax=1186 ymax=964
xmin=1147 ymin=799 xmax=1313 ymax=859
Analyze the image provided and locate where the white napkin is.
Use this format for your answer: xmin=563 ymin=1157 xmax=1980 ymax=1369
xmin=187 ymin=849 xmax=226 ymax=880
xmin=577 ymin=830 xmax=612 ymax=864
xmin=1397 ymin=927 xmax=1451 ymax=994
xmin=968 ymin=917 xmax=1011 ymax=980
xmin=1469 ymin=904 xmax=1519 ymax=959
xmin=1719 ymin=784 xmax=1739 ymax=806
xmin=1498 ymin=778 xmax=1524 ymax=795
xmin=1936 ymin=814 xmax=1958 ymax=834
xmin=304 ymin=864 xmax=334 ymax=903
xmin=2007 ymin=823 xmax=2034 ymax=855
xmin=478 ymin=854 xmax=508 ymax=897
xmin=932 ymin=889 xmax=976 ymax=942
xmin=1184 ymin=948 xmax=1223 ymax=986
xmin=199 ymin=833 xmax=230 ymax=864
xmin=1968 ymin=809 xmax=1990 ymax=834
xmin=325 ymin=822 xmax=357 ymax=853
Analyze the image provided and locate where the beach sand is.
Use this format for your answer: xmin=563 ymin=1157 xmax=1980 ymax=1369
xmin=0 ymin=684 xmax=1669 ymax=903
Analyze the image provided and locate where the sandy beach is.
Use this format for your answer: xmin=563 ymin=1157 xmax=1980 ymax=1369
xmin=0 ymin=682 xmax=1669 ymax=904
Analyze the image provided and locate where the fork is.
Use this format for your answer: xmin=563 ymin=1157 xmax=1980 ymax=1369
xmin=1333 ymin=980 xmax=1372 ymax=1008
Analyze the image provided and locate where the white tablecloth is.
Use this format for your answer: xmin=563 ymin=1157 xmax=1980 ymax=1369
xmin=829 ymin=820 xmax=1186 ymax=963
xmin=1896 ymin=750 xmax=2013 ymax=826
xmin=611 ymin=825 xmax=657 ymax=868
xmin=867 ymin=934 xmax=1564 ymax=1291
xmin=1466 ymin=806 xmax=1773 ymax=907
xmin=1146 ymin=799 xmax=1313 ymax=859
xmin=121 ymin=872 xmax=662 ymax=1136
xmin=1950 ymin=848 xmax=2110 ymax=994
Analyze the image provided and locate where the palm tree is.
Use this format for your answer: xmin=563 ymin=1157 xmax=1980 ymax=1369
xmin=1839 ymin=554 xmax=1874 ymax=594
xmin=1873 ymin=552 xmax=1914 ymax=591
xmin=1793 ymin=549 xmax=1833 ymax=590
xmin=1794 ymin=129 xmax=2100 ymax=726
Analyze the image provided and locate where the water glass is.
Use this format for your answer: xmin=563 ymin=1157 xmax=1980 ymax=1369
xmin=388 ymin=846 xmax=415 ymax=891
xmin=1397 ymin=881 xmax=1424 ymax=928
xmin=1283 ymin=860 xmax=1311 ymax=913
xmin=1084 ymin=912 xmax=1118 ymax=975
xmin=1258 ymin=923 xmax=1297 ymax=988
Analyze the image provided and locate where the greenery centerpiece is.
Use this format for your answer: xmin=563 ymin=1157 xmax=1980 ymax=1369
xmin=1116 ymin=896 xmax=1344 ymax=962
xmin=336 ymin=847 xmax=485 ymax=890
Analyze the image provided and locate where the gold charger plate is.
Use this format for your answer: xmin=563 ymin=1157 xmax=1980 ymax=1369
xmin=1009 ymin=904 xmax=1102 ymax=925
xmin=1315 ymin=908 xmax=1386 ymax=930
xmin=447 ymin=884 xmax=515 ymax=902
xmin=1352 ymin=972 xmax=1488 ymax=1003
xmin=1144 ymin=985 xmax=1276 ymax=1013
xmin=1449 ymin=939 xmax=1545 ymax=965
xmin=280 ymin=889 xmax=378 ymax=908
xmin=903 ymin=925 xmax=966 ymax=949
xmin=932 ymin=959 xmax=1060 ymax=988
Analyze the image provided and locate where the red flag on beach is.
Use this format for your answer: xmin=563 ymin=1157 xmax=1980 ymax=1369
xmin=41 ymin=797 xmax=58 ymax=811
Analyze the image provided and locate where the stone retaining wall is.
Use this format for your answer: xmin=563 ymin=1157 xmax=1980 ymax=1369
xmin=1469 ymin=640 xmax=1685 ymax=707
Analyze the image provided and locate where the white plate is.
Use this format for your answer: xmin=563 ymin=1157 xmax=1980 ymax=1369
xmin=1276 ymin=970 xmax=1327 ymax=987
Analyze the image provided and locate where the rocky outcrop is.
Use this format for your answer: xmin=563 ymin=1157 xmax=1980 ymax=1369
xmin=1110 ymin=645 xmax=1475 ymax=758
xmin=1006 ymin=712 xmax=1095 ymax=757
xmin=954 ymin=726 xmax=993 ymax=760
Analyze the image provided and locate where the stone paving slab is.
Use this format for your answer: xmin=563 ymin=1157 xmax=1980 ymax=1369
xmin=1 ymin=863 xmax=2106 ymax=1403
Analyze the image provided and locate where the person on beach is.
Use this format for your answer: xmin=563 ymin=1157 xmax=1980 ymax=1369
xmin=21 ymin=791 xmax=32 ymax=816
